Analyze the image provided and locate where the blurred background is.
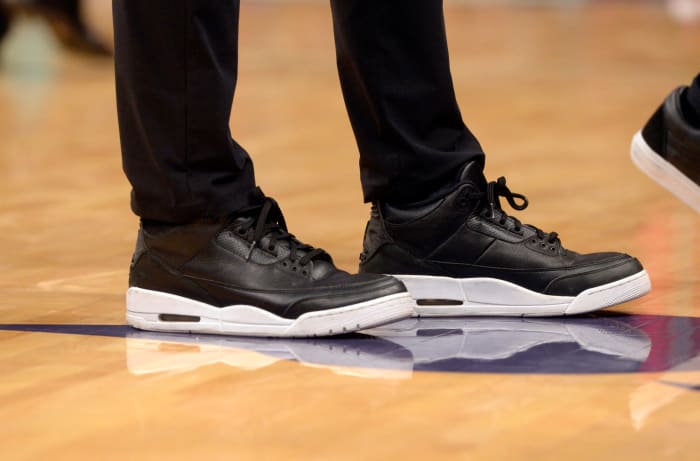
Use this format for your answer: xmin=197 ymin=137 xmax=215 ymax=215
xmin=1 ymin=0 xmax=699 ymax=57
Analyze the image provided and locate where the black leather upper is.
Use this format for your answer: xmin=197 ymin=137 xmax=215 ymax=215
xmin=642 ymin=86 xmax=700 ymax=184
xmin=359 ymin=162 xmax=644 ymax=296
xmin=130 ymin=205 xmax=406 ymax=319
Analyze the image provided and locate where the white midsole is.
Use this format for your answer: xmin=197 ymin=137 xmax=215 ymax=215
xmin=126 ymin=288 xmax=415 ymax=337
xmin=631 ymin=130 xmax=700 ymax=213
xmin=391 ymin=270 xmax=651 ymax=317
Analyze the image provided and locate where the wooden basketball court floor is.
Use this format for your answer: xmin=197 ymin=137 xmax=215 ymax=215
xmin=1 ymin=2 xmax=699 ymax=460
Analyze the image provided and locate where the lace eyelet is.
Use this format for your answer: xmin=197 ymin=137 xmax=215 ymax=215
xmin=540 ymin=243 xmax=547 ymax=248
xmin=282 ymin=261 xmax=288 ymax=267
xmin=268 ymin=245 xmax=275 ymax=252
xmin=292 ymin=266 xmax=297 ymax=271
xmin=302 ymin=270 xmax=308 ymax=276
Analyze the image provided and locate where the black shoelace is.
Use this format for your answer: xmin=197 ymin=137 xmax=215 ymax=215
xmin=235 ymin=198 xmax=328 ymax=264
xmin=476 ymin=177 xmax=559 ymax=245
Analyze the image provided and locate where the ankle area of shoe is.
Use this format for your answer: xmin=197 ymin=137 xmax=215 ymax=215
xmin=654 ymin=87 xmax=700 ymax=148
xmin=137 ymin=217 xmax=230 ymax=266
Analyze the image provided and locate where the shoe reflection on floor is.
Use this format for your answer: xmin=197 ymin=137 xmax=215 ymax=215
xmin=125 ymin=331 xmax=415 ymax=380
xmin=121 ymin=314 xmax=699 ymax=377
xmin=2 ymin=313 xmax=697 ymax=377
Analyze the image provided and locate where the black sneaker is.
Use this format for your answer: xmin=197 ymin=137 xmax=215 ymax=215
xmin=359 ymin=162 xmax=651 ymax=317
xmin=631 ymin=86 xmax=700 ymax=213
xmin=127 ymin=197 xmax=413 ymax=337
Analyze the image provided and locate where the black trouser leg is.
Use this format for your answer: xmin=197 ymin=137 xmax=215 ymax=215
xmin=330 ymin=0 xmax=485 ymax=205
xmin=113 ymin=0 xmax=260 ymax=223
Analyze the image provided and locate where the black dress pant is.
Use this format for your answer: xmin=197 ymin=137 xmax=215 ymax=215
xmin=113 ymin=0 xmax=484 ymax=223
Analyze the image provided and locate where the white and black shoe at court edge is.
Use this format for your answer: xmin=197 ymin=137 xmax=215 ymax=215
xmin=127 ymin=195 xmax=414 ymax=337
xmin=631 ymin=86 xmax=700 ymax=213
xmin=359 ymin=162 xmax=651 ymax=317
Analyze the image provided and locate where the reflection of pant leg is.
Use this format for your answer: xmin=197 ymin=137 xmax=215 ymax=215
xmin=683 ymin=73 xmax=700 ymax=128
xmin=330 ymin=0 xmax=485 ymax=206
xmin=113 ymin=0 xmax=260 ymax=223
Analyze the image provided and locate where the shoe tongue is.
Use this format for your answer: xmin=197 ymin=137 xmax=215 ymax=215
xmin=457 ymin=161 xmax=487 ymax=190
xmin=232 ymin=216 xmax=255 ymax=228
xmin=310 ymin=259 xmax=339 ymax=279
xmin=231 ymin=214 xmax=334 ymax=274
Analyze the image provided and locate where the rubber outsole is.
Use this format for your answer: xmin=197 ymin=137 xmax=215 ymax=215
xmin=126 ymin=288 xmax=415 ymax=338
xmin=391 ymin=270 xmax=651 ymax=317
xmin=631 ymin=131 xmax=700 ymax=213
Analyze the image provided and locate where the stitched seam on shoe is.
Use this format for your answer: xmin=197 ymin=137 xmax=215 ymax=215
xmin=136 ymin=251 xmax=222 ymax=305
xmin=427 ymin=256 xmax=630 ymax=272
xmin=183 ymin=274 xmax=397 ymax=294
xmin=543 ymin=259 xmax=636 ymax=293
xmin=471 ymin=238 xmax=498 ymax=266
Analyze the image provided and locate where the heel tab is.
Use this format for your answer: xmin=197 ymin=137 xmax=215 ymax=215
xmin=130 ymin=225 xmax=148 ymax=270
xmin=361 ymin=203 xmax=394 ymax=265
